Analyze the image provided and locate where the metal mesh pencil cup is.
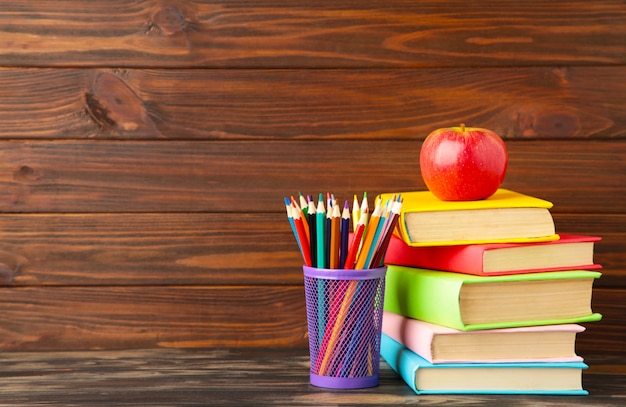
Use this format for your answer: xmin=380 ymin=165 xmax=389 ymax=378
xmin=303 ymin=265 xmax=387 ymax=389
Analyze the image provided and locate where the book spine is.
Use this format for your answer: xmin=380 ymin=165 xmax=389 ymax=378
xmin=384 ymin=265 xmax=467 ymax=330
xmin=380 ymin=333 xmax=421 ymax=394
xmin=382 ymin=311 xmax=435 ymax=363
xmin=381 ymin=334 xmax=589 ymax=395
xmin=385 ymin=235 xmax=485 ymax=275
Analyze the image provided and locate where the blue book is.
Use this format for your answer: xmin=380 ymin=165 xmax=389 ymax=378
xmin=381 ymin=334 xmax=588 ymax=395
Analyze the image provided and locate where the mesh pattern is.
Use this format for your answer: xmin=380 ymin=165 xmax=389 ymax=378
xmin=304 ymin=273 xmax=385 ymax=379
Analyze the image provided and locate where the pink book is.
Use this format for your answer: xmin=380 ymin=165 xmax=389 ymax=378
xmin=382 ymin=311 xmax=585 ymax=364
xmin=384 ymin=233 xmax=602 ymax=276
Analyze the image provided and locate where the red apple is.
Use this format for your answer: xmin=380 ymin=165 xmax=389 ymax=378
xmin=420 ymin=124 xmax=508 ymax=201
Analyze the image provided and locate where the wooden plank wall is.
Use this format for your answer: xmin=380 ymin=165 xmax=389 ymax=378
xmin=0 ymin=1 xmax=623 ymax=354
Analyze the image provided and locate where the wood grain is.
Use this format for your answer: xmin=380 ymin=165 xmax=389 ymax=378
xmin=0 ymin=68 xmax=624 ymax=139
xmin=0 ymin=1 xmax=624 ymax=358
xmin=579 ymin=289 xmax=626 ymax=354
xmin=0 ymin=213 xmax=304 ymax=286
xmin=0 ymin=140 xmax=622 ymax=213
xmin=0 ymin=285 xmax=620 ymax=353
xmin=0 ymin=349 xmax=621 ymax=406
xmin=0 ymin=285 xmax=308 ymax=351
xmin=0 ymin=1 xmax=624 ymax=68
xmin=554 ymin=214 xmax=626 ymax=288
xmin=0 ymin=213 xmax=621 ymax=287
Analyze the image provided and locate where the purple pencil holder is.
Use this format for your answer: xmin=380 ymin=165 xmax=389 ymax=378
xmin=302 ymin=265 xmax=387 ymax=389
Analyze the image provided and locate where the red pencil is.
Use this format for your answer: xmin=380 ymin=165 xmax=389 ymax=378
xmin=292 ymin=195 xmax=310 ymax=240
xmin=292 ymin=208 xmax=312 ymax=266
xmin=343 ymin=212 xmax=367 ymax=269
xmin=370 ymin=198 xmax=403 ymax=267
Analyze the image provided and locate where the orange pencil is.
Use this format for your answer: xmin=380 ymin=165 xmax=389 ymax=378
xmin=355 ymin=197 xmax=382 ymax=269
xmin=291 ymin=198 xmax=310 ymax=246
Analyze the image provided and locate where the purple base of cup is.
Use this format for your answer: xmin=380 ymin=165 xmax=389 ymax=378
xmin=310 ymin=373 xmax=379 ymax=389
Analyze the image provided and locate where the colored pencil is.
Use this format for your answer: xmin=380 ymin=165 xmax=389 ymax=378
xmin=370 ymin=197 xmax=402 ymax=267
xmin=285 ymin=192 xmax=403 ymax=379
xmin=343 ymin=212 xmax=367 ymax=269
xmin=316 ymin=193 xmax=326 ymax=269
xmin=284 ymin=197 xmax=302 ymax=251
xmin=325 ymin=196 xmax=332 ymax=269
xmin=291 ymin=207 xmax=312 ymax=266
xmin=351 ymin=194 xmax=360 ymax=233
xmin=361 ymin=198 xmax=389 ymax=269
xmin=355 ymin=197 xmax=382 ymax=270
xmin=298 ymin=192 xmax=308 ymax=216
xmin=295 ymin=194 xmax=310 ymax=239
xmin=291 ymin=198 xmax=310 ymax=248
xmin=340 ymin=200 xmax=350 ymax=268
xmin=286 ymin=192 xmax=400 ymax=271
xmin=307 ymin=197 xmax=317 ymax=268
xmin=360 ymin=192 xmax=369 ymax=230
xmin=329 ymin=203 xmax=342 ymax=269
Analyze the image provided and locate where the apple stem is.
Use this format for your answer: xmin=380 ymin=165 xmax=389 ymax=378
xmin=460 ymin=123 xmax=466 ymax=132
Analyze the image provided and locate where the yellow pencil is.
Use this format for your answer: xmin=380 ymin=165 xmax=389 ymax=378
xmin=352 ymin=194 xmax=360 ymax=232
xmin=360 ymin=192 xmax=369 ymax=230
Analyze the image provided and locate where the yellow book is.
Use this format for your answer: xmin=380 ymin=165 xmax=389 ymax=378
xmin=377 ymin=189 xmax=558 ymax=247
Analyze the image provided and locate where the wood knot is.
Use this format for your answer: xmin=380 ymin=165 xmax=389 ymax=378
xmin=13 ymin=164 xmax=42 ymax=183
xmin=0 ymin=251 xmax=28 ymax=285
xmin=552 ymin=68 xmax=569 ymax=86
xmin=152 ymin=6 xmax=187 ymax=35
xmin=85 ymin=72 xmax=153 ymax=134
xmin=512 ymin=105 xmax=581 ymax=138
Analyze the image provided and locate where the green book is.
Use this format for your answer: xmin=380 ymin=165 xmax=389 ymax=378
xmin=383 ymin=265 xmax=602 ymax=331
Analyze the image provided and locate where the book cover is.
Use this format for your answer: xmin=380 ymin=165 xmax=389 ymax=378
xmin=383 ymin=265 xmax=602 ymax=331
xmin=384 ymin=233 xmax=602 ymax=275
xmin=377 ymin=188 xmax=559 ymax=247
xmin=380 ymin=333 xmax=589 ymax=395
xmin=382 ymin=310 xmax=585 ymax=363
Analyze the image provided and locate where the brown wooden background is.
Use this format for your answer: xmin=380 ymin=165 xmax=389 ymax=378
xmin=0 ymin=1 xmax=623 ymax=355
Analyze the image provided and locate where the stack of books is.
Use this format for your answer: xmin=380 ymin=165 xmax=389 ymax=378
xmin=377 ymin=188 xmax=602 ymax=395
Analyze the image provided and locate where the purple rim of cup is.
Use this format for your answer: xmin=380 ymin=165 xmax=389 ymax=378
xmin=302 ymin=265 xmax=387 ymax=280
xmin=310 ymin=373 xmax=380 ymax=389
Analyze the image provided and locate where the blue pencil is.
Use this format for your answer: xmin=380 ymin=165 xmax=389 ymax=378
xmin=362 ymin=199 xmax=389 ymax=269
xmin=284 ymin=197 xmax=301 ymax=252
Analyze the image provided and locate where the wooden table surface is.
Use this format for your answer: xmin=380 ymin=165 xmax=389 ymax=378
xmin=0 ymin=348 xmax=622 ymax=406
